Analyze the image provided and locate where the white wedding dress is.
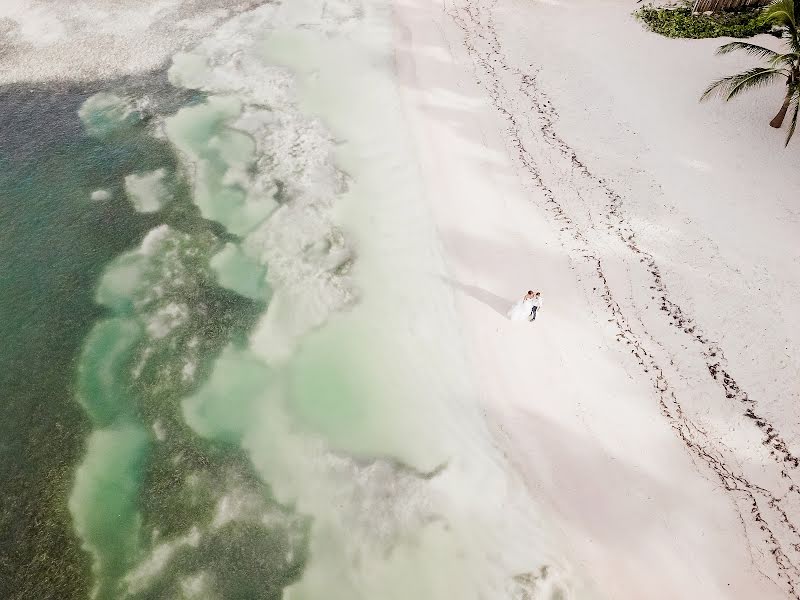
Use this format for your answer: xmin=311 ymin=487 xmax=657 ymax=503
xmin=507 ymin=298 xmax=534 ymax=321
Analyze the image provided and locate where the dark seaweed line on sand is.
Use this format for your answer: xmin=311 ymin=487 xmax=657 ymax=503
xmin=445 ymin=0 xmax=800 ymax=594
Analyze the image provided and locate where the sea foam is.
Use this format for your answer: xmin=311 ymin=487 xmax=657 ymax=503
xmin=162 ymin=1 xmax=575 ymax=599
xmin=67 ymin=0 xmax=576 ymax=597
xmin=124 ymin=169 xmax=171 ymax=213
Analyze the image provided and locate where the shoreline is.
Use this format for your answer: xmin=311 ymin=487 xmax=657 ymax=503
xmin=393 ymin=0 xmax=796 ymax=597
xmin=3 ymin=0 xmax=799 ymax=596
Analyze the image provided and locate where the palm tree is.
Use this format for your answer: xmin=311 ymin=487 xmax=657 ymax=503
xmin=701 ymin=0 xmax=800 ymax=145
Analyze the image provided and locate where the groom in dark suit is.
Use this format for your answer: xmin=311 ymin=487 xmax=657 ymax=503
xmin=529 ymin=291 xmax=542 ymax=321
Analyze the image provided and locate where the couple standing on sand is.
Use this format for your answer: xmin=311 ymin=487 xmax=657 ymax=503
xmin=508 ymin=290 xmax=543 ymax=322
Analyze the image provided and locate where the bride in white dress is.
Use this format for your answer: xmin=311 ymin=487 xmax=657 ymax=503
xmin=507 ymin=290 xmax=536 ymax=321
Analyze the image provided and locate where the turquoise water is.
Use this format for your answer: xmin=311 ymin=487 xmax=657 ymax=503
xmin=0 ymin=3 xmax=572 ymax=599
xmin=67 ymin=85 xmax=309 ymax=598
xmin=0 ymin=79 xmax=304 ymax=599
xmin=0 ymin=82 xmax=170 ymax=599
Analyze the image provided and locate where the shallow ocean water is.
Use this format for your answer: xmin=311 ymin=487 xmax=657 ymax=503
xmin=0 ymin=79 xmax=189 ymax=599
xmin=1 ymin=1 xmax=575 ymax=599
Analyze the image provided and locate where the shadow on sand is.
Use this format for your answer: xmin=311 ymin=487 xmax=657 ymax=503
xmin=444 ymin=278 xmax=510 ymax=318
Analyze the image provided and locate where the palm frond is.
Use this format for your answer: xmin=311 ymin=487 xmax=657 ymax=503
xmin=701 ymin=67 xmax=785 ymax=102
xmin=716 ymin=42 xmax=779 ymax=60
xmin=768 ymin=51 xmax=800 ymax=66
xmin=783 ymin=27 xmax=800 ymax=54
xmin=765 ymin=0 xmax=800 ymax=52
xmin=764 ymin=0 xmax=796 ymax=26
xmin=716 ymin=42 xmax=778 ymax=59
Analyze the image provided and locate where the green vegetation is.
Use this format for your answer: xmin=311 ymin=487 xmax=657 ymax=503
xmin=635 ymin=2 xmax=771 ymax=39
xmin=701 ymin=0 xmax=800 ymax=145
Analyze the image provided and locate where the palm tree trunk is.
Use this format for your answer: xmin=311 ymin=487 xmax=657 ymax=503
xmin=771 ymin=91 xmax=792 ymax=128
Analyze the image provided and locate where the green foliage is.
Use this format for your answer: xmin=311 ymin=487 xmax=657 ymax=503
xmin=636 ymin=3 xmax=771 ymax=39
xmin=701 ymin=0 xmax=800 ymax=145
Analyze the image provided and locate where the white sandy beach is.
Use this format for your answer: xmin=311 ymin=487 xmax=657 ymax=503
xmin=394 ymin=0 xmax=800 ymax=598
xmin=4 ymin=0 xmax=800 ymax=597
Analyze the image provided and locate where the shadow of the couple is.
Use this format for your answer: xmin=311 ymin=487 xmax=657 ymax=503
xmin=444 ymin=278 xmax=510 ymax=318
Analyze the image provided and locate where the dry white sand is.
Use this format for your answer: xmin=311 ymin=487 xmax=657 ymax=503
xmin=394 ymin=0 xmax=800 ymax=598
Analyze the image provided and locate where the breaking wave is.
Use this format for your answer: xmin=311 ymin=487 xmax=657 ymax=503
xmin=67 ymin=1 xmax=580 ymax=599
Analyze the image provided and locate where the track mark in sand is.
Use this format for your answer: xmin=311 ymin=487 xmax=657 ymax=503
xmin=445 ymin=0 xmax=800 ymax=594
xmin=518 ymin=69 xmax=800 ymax=470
